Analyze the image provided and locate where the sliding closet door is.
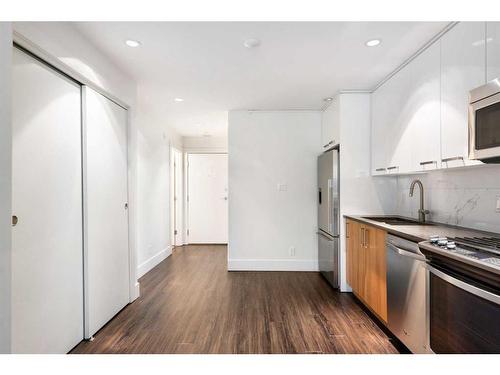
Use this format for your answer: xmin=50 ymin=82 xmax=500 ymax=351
xmin=84 ymin=87 xmax=130 ymax=338
xmin=11 ymin=47 xmax=83 ymax=353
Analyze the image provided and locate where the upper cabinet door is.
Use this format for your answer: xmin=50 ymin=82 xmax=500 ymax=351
xmin=371 ymin=85 xmax=390 ymax=175
xmin=441 ymin=22 xmax=486 ymax=168
xmin=487 ymin=22 xmax=500 ymax=82
xmin=321 ymin=100 xmax=339 ymax=150
xmin=371 ymin=63 xmax=413 ymax=175
xmin=407 ymin=40 xmax=442 ymax=172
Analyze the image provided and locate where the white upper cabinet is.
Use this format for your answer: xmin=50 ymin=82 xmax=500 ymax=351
xmin=371 ymin=82 xmax=391 ymax=174
xmin=406 ymin=40 xmax=441 ymax=172
xmin=487 ymin=22 xmax=500 ymax=82
xmin=441 ymin=22 xmax=485 ymax=168
xmin=321 ymin=99 xmax=339 ymax=150
xmin=371 ymin=41 xmax=440 ymax=174
xmin=371 ymin=22 xmax=491 ymax=176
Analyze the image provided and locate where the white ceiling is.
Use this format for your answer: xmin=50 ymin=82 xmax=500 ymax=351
xmin=75 ymin=22 xmax=448 ymax=137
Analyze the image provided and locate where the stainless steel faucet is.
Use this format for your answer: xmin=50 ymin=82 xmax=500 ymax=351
xmin=409 ymin=179 xmax=429 ymax=223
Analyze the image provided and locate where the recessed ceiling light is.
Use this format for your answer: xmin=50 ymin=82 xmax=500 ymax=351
xmin=125 ymin=39 xmax=141 ymax=48
xmin=243 ymin=38 xmax=261 ymax=48
xmin=323 ymin=97 xmax=333 ymax=102
xmin=365 ymin=39 xmax=381 ymax=47
xmin=174 ymin=98 xmax=184 ymax=102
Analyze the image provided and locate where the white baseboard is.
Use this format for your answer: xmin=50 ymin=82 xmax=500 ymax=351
xmin=137 ymin=246 xmax=172 ymax=278
xmin=227 ymin=258 xmax=319 ymax=271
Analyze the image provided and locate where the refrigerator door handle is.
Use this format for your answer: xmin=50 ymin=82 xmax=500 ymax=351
xmin=327 ymin=179 xmax=333 ymax=233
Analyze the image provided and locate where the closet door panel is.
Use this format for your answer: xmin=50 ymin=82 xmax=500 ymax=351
xmin=11 ymin=47 xmax=83 ymax=353
xmin=84 ymin=87 xmax=130 ymax=338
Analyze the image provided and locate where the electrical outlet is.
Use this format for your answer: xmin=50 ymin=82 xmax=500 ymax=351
xmin=289 ymin=246 xmax=296 ymax=257
xmin=496 ymin=195 xmax=500 ymax=213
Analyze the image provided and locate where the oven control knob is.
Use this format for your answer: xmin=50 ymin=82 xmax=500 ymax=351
xmin=446 ymin=241 xmax=456 ymax=249
xmin=438 ymin=238 xmax=448 ymax=246
xmin=429 ymin=235 xmax=439 ymax=243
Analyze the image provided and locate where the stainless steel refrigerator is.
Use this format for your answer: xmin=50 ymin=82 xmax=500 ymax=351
xmin=317 ymin=147 xmax=339 ymax=288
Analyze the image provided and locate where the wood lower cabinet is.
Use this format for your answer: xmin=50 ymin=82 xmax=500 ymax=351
xmin=345 ymin=219 xmax=387 ymax=322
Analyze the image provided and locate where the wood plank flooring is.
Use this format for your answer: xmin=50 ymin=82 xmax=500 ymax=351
xmin=71 ymin=245 xmax=398 ymax=354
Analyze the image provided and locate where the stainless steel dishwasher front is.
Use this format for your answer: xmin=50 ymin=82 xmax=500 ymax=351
xmin=386 ymin=234 xmax=430 ymax=353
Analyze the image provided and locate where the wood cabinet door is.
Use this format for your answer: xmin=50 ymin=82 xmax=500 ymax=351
xmin=357 ymin=225 xmax=367 ymax=302
xmin=364 ymin=225 xmax=388 ymax=322
xmin=346 ymin=219 xmax=359 ymax=292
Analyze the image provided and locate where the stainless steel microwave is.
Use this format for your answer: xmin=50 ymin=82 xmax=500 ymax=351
xmin=469 ymin=79 xmax=500 ymax=163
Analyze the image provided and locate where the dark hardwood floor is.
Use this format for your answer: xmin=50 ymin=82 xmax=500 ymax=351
xmin=71 ymin=245 xmax=398 ymax=354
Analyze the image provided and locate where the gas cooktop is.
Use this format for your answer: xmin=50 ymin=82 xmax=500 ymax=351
xmin=420 ymin=235 xmax=500 ymax=272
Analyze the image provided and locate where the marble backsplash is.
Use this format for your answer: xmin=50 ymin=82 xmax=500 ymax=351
xmin=393 ymin=164 xmax=500 ymax=234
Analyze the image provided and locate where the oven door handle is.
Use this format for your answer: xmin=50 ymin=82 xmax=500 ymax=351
xmin=427 ymin=264 xmax=500 ymax=305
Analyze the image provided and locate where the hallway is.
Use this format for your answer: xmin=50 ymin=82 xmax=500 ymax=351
xmin=71 ymin=245 xmax=398 ymax=354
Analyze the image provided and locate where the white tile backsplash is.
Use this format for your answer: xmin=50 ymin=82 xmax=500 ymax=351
xmin=393 ymin=164 xmax=500 ymax=234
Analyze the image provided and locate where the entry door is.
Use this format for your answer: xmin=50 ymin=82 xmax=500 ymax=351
xmin=187 ymin=154 xmax=228 ymax=243
xmin=84 ymin=87 xmax=130 ymax=338
xmin=11 ymin=47 xmax=84 ymax=353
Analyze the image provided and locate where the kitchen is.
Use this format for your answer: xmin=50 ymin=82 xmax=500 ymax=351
xmin=1 ymin=3 xmax=500 ymax=371
xmin=315 ymin=21 xmax=500 ymax=354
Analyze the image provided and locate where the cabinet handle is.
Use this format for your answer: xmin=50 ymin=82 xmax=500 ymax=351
xmin=387 ymin=166 xmax=398 ymax=171
xmin=442 ymin=156 xmax=464 ymax=163
xmin=346 ymin=222 xmax=350 ymax=239
xmin=375 ymin=168 xmax=386 ymax=172
xmin=419 ymin=160 xmax=437 ymax=166
xmin=365 ymin=229 xmax=369 ymax=248
xmin=360 ymin=227 xmax=364 ymax=247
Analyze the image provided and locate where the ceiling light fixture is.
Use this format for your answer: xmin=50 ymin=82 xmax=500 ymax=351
xmin=174 ymin=98 xmax=184 ymax=102
xmin=243 ymin=38 xmax=261 ymax=48
xmin=365 ymin=39 xmax=381 ymax=47
xmin=323 ymin=97 xmax=333 ymax=102
xmin=125 ymin=39 xmax=142 ymax=47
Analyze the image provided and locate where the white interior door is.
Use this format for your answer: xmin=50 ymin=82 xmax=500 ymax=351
xmin=11 ymin=47 xmax=84 ymax=353
xmin=84 ymin=87 xmax=130 ymax=338
xmin=187 ymin=154 xmax=228 ymax=244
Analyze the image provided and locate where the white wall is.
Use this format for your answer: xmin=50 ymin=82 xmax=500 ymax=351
xmin=335 ymin=93 xmax=397 ymax=291
xmin=0 ymin=22 xmax=12 ymax=354
xmin=393 ymin=165 xmax=500 ymax=233
xmin=228 ymin=111 xmax=321 ymax=271
xmin=135 ymin=105 xmax=179 ymax=277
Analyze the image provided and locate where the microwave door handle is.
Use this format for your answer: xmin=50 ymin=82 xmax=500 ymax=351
xmin=427 ymin=265 xmax=500 ymax=305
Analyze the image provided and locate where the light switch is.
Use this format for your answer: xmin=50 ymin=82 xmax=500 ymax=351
xmin=277 ymin=183 xmax=288 ymax=192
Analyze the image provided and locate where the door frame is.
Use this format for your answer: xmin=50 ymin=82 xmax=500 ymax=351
xmin=12 ymin=33 xmax=138 ymax=306
xmin=185 ymin=152 xmax=228 ymax=244
xmin=170 ymin=146 xmax=184 ymax=248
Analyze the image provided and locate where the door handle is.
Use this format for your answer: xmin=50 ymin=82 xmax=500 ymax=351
xmin=387 ymin=242 xmax=425 ymax=261
xmin=427 ymin=264 xmax=500 ymax=305
xmin=442 ymin=156 xmax=464 ymax=163
xmin=12 ymin=215 xmax=18 ymax=226
xmin=419 ymin=160 xmax=437 ymax=166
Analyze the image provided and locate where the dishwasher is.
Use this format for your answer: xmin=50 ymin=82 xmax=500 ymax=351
xmin=386 ymin=234 xmax=430 ymax=354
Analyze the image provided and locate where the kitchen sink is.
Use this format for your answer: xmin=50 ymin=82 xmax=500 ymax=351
xmin=362 ymin=216 xmax=433 ymax=226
